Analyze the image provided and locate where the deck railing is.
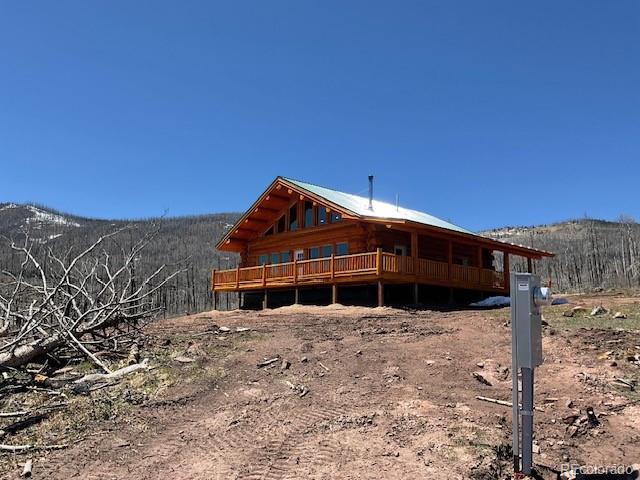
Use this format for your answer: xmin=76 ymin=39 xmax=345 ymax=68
xmin=212 ymin=250 xmax=506 ymax=291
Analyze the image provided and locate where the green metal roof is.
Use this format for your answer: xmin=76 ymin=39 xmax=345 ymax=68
xmin=282 ymin=177 xmax=473 ymax=235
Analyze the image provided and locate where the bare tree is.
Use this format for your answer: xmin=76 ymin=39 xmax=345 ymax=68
xmin=0 ymin=227 xmax=183 ymax=372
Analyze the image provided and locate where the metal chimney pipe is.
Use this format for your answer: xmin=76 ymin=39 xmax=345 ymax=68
xmin=368 ymin=175 xmax=374 ymax=210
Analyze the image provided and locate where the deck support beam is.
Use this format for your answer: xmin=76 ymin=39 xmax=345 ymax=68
xmin=262 ymin=290 xmax=268 ymax=310
xmin=504 ymin=253 xmax=510 ymax=291
xmin=377 ymin=281 xmax=384 ymax=307
xmin=213 ymin=291 xmax=217 ymax=311
xmin=448 ymin=287 xmax=454 ymax=306
xmin=294 ymin=288 xmax=300 ymax=305
xmin=413 ymin=283 xmax=419 ymax=305
xmin=332 ymin=284 xmax=338 ymax=304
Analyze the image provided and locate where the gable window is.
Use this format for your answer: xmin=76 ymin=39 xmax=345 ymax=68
xmin=321 ymin=245 xmax=332 ymax=258
xmin=289 ymin=204 xmax=298 ymax=231
xmin=336 ymin=242 xmax=348 ymax=256
xmin=258 ymin=254 xmax=268 ymax=265
xmin=309 ymin=247 xmax=319 ymax=259
xmin=277 ymin=215 xmax=286 ymax=234
xmin=304 ymin=201 xmax=313 ymax=228
xmin=330 ymin=211 xmax=342 ymax=223
xmin=316 ymin=207 xmax=327 ymax=225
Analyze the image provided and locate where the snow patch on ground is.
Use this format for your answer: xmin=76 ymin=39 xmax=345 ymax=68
xmin=24 ymin=206 xmax=80 ymax=228
xmin=469 ymin=296 xmax=511 ymax=308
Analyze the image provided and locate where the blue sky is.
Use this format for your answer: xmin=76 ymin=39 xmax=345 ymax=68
xmin=0 ymin=1 xmax=638 ymax=231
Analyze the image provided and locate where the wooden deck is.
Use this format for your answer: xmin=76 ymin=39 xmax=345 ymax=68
xmin=212 ymin=249 xmax=507 ymax=293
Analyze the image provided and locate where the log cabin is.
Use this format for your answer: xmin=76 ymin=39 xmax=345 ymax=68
xmin=212 ymin=176 xmax=553 ymax=309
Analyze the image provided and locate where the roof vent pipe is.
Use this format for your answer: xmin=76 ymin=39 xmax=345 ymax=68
xmin=368 ymin=175 xmax=374 ymax=210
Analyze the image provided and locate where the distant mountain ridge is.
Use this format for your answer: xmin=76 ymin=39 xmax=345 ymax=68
xmin=0 ymin=202 xmax=242 ymax=314
xmin=481 ymin=218 xmax=640 ymax=292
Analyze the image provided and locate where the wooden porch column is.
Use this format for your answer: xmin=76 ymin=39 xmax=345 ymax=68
xmin=332 ymin=284 xmax=338 ymax=304
xmin=527 ymin=257 xmax=533 ymax=273
xmin=213 ymin=290 xmax=217 ymax=311
xmin=262 ymin=290 xmax=268 ymax=310
xmin=377 ymin=281 xmax=384 ymax=307
xmin=262 ymin=263 xmax=267 ymax=287
xmin=293 ymin=257 xmax=298 ymax=284
xmin=330 ymin=254 xmax=335 ymax=280
xmin=503 ymin=253 xmax=510 ymax=290
xmin=376 ymin=248 xmax=383 ymax=276
xmin=211 ymin=269 xmax=216 ymax=292
xmin=294 ymin=288 xmax=300 ymax=304
xmin=413 ymin=283 xmax=419 ymax=305
xmin=411 ymin=231 xmax=418 ymax=275
xmin=235 ymin=265 xmax=240 ymax=289
xmin=447 ymin=240 xmax=453 ymax=281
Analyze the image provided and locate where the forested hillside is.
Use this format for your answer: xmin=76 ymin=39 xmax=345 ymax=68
xmin=482 ymin=217 xmax=640 ymax=293
xmin=0 ymin=203 xmax=240 ymax=315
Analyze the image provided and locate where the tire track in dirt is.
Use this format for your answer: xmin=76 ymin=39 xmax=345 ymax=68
xmin=206 ymin=401 xmax=357 ymax=480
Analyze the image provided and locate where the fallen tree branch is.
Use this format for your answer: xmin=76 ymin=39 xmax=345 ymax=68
xmin=73 ymin=359 xmax=150 ymax=385
xmin=0 ymin=443 xmax=69 ymax=453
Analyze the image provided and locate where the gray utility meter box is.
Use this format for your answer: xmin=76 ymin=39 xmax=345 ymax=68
xmin=510 ymin=273 xmax=550 ymax=369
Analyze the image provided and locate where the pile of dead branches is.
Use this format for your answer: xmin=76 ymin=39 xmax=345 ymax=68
xmin=0 ymin=227 xmax=182 ymax=374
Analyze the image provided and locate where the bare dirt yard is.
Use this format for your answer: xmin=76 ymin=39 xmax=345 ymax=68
xmin=2 ymin=293 xmax=640 ymax=479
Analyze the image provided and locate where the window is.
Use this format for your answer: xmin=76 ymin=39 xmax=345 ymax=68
xmin=281 ymin=251 xmax=290 ymax=263
xmin=309 ymin=247 xmax=319 ymax=259
xmin=304 ymin=201 xmax=313 ymax=228
xmin=316 ymin=207 xmax=327 ymax=225
xmin=277 ymin=215 xmax=286 ymax=233
xmin=289 ymin=204 xmax=298 ymax=231
xmin=321 ymin=245 xmax=333 ymax=258
xmin=264 ymin=226 xmax=274 ymax=236
xmin=258 ymin=254 xmax=268 ymax=265
xmin=330 ymin=211 xmax=342 ymax=223
xmin=271 ymin=252 xmax=280 ymax=264
xmin=294 ymin=249 xmax=304 ymax=261
xmin=336 ymin=242 xmax=348 ymax=256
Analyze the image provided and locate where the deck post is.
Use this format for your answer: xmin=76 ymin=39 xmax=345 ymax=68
xmin=413 ymin=283 xmax=419 ymax=305
xmin=262 ymin=264 xmax=267 ymax=287
xmin=411 ymin=232 xmax=418 ymax=275
xmin=235 ymin=265 xmax=240 ymax=289
xmin=448 ymin=287 xmax=454 ymax=306
xmin=293 ymin=257 xmax=298 ymax=283
xmin=332 ymin=284 xmax=338 ymax=304
xmin=377 ymin=281 xmax=384 ymax=307
xmin=330 ymin=254 xmax=335 ymax=280
xmin=211 ymin=269 xmax=216 ymax=292
xmin=262 ymin=289 xmax=268 ymax=310
xmin=504 ymin=253 xmax=510 ymax=291
xmin=213 ymin=290 xmax=217 ymax=311
xmin=294 ymin=287 xmax=299 ymax=304
xmin=447 ymin=240 xmax=453 ymax=282
xmin=376 ymin=248 xmax=383 ymax=276
xmin=527 ymin=257 xmax=533 ymax=273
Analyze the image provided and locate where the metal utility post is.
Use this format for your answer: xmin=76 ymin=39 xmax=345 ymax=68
xmin=510 ymin=273 xmax=551 ymax=476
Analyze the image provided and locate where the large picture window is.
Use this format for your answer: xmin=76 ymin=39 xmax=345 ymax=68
xmin=289 ymin=204 xmax=298 ymax=231
xmin=316 ymin=208 xmax=327 ymax=225
xmin=304 ymin=201 xmax=313 ymax=228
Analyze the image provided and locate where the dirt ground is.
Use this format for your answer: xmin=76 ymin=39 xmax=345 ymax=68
xmin=2 ymin=293 xmax=640 ymax=479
